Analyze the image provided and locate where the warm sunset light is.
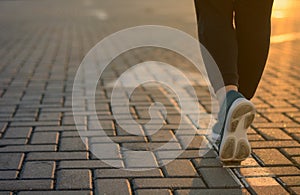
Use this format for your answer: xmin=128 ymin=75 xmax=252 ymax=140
xmin=272 ymin=0 xmax=291 ymax=18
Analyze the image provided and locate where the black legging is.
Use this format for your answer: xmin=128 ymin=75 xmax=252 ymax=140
xmin=194 ymin=0 xmax=274 ymax=99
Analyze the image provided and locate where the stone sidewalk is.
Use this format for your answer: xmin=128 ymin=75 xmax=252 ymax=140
xmin=0 ymin=0 xmax=299 ymax=194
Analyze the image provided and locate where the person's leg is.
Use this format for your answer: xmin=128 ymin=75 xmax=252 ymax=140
xmin=194 ymin=0 xmax=238 ymax=94
xmin=234 ymin=0 xmax=274 ymax=100
xmin=194 ymin=0 xmax=256 ymax=163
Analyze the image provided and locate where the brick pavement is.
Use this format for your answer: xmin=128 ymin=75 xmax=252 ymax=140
xmin=0 ymin=0 xmax=299 ymax=194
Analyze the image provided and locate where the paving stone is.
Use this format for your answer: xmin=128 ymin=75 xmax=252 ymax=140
xmin=246 ymin=177 xmax=288 ymax=194
xmin=281 ymin=148 xmax=300 ymax=156
xmin=56 ymin=169 xmax=92 ymax=190
xmin=95 ymin=179 xmax=131 ymax=195
xmin=90 ymin=136 xmax=147 ymax=143
xmin=0 ymin=138 xmax=27 ymax=145
xmin=279 ymin=176 xmax=300 ymax=186
xmin=178 ymin=149 xmax=214 ymax=159
xmin=199 ymin=168 xmax=241 ymax=188
xmin=18 ymin=191 xmax=92 ymax=195
xmin=0 ymin=145 xmax=56 ymax=152
xmin=0 ymin=171 xmax=18 ymax=179
xmin=123 ymin=151 xmax=158 ymax=168
xmin=3 ymin=127 xmax=32 ymax=138
xmin=177 ymin=135 xmax=207 ymax=150
xmin=0 ymin=180 xmax=53 ymax=190
xmin=253 ymin=122 xmax=300 ymax=129
xmin=262 ymin=113 xmax=294 ymax=123
xmin=122 ymin=142 xmax=181 ymax=151
xmin=239 ymin=157 xmax=261 ymax=167
xmin=9 ymin=121 xmax=60 ymax=127
xmin=0 ymin=192 xmax=12 ymax=195
xmin=247 ymin=134 xmax=265 ymax=141
xmin=133 ymin=178 xmax=206 ymax=189
xmin=257 ymin=128 xmax=292 ymax=140
xmin=240 ymin=166 xmax=300 ymax=177
xmin=175 ymin=189 xmax=244 ymax=195
xmin=162 ymin=160 xmax=198 ymax=177
xmin=88 ymin=120 xmax=114 ymax=130
xmin=21 ymin=161 xmax=55 ymax=179
xmin=26 ymin=152 xmax=88 ymax=160
xmin=148 ymin=130 xmax=176 ymax=142
xmin=250 ymin=140 xmax=299 ymax=148
xmin=135 ymin=189 xmax=172 ymax=195
xmin=116 ymin=124 xmax=144 ymax=136
xmin=90 ymin=143 xmax=121 ymax=159
xmin=291 ymin=187 xmax=300 ymax=194
xmin=192 ymin=158 xmax=223 ymax=168
xmin=61 ymin=131 xmax=80 ymax=137
xmin=156 ymin=149 xmax=217 ymax=160
xmin=59 ymin=137 xmax=87 ymax=151
xmin=94 ymin=168 xmax=163 ymax=178
xmin=253 ymin=149 xmax=292 ymax=165
xmin=35 ymin=126 xmax=80 ymax=132
xmin=0 ymin=153 xmax=24 ymax=170
xmin=59 ymin=160 xmax=123 ymax=169
xmin=38 ymin=112 xmax=61 ymax=121
xmin=284 ymin=127 xmax=300 ymax=134
xmin=240 ymin=167 xmax=275 ymax=177
xmin=292 ymin=156 xmax=300 ymax=164
xmin=30 ymin=132 xmax=59 ymax=144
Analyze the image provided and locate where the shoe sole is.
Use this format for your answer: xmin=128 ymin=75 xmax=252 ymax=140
xmin=219 ymin=98 xmax=256 ymax=162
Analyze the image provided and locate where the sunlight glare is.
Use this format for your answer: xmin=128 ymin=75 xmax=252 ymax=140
xmin=272 ymin=0 xmax=291 ymax=19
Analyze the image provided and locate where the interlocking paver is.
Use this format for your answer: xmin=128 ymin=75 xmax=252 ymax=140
xmin=0 ymin=192 xmax=12 ymax=195
xmin=18 ymin=191 xmax=92 ymax=195
xmin=0 ymin=145 xmax=56 ymax=152
xmin=257 ymin=128 xmax=292 ymax=140
xmin=0 ymin=180 xmax=53 ymax=190
xmin=21 ymin=161 xmax=55 ymax=179
xmin=133 ymin=178 xmax=206 ymax=189
xmin=56 ymin=169 xmax=92 ymax=190
xmin=240 ymin=166 xmax=300 ymax=177
xmin=59 ymin=160 xmax=123 ymax=169
xmin=26 ymin=152 xmax=88 ymax=160
xmin=0 ymin=153 xmax=24 ymax=170
xmin=253 ymin=149 xmax=292 ymax=166
xmin=199 ymin=168 xmax=241 ymax=188
xmin=30 ymin=132 xmax=59 ymax=144
xmin=162 ymin=159 xmax=198 ymax=177
xmin=0 ymin=171 xmax=18 ymax=179
xmin=192 ymin=158 xmax=223 ymax=168
xmin=3 ymin=127 xmax=32 ymax=138
xmin=135 ymin=189 xmax=172 ymax=195
xmin=94 ymin=168 xmax=163 ymax=178
xmin=291 ymin=187 xmax=300 ymax=194
xmin=245 ymin=177 xmax=288 ymax=194
xmin=0 ymin=138 xmax=27 ymax=145
xmin=90 ymin=143 xmax=121 ymax=159
xmin=59 ymin=137 xmax=87 ymax=151
xmin=95 ymin=179 xmax=131 ymax=195
xmin=175 ymin=189 xmax=244 ymax=195
xmin=279 ymin=176 xmax=300 ymax=186
xmin=123 ymin=151 xmax=158 ymax=168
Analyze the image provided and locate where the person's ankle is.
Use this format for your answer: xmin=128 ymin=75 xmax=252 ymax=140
xmin=216 ymin=85 xmax=238 ymax=106
xmin=225 ymin=85 xmax=238 ymax=92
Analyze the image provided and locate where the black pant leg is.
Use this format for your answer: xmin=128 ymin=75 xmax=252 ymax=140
xmin=234 ymin=0 xmax=274 ymax=99
xmin=194 ymin=0 xmax=238 ymax=92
